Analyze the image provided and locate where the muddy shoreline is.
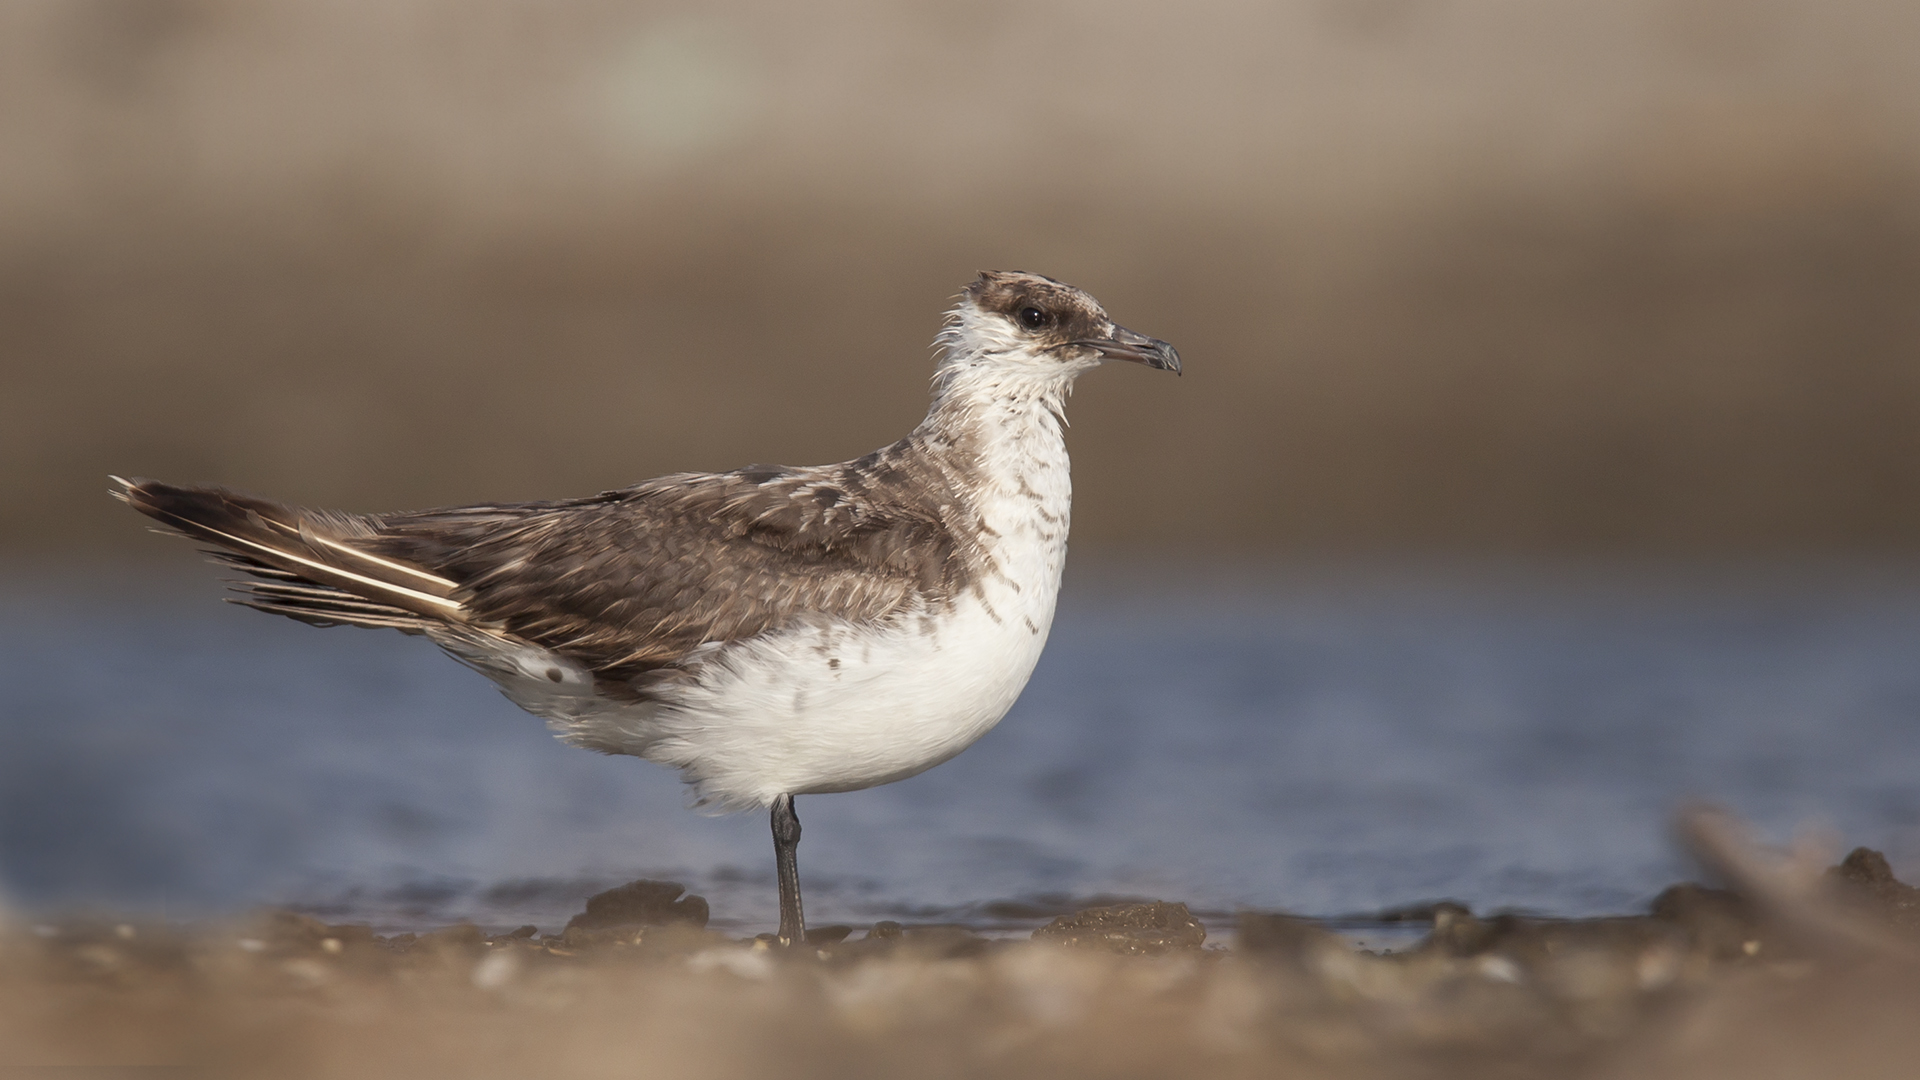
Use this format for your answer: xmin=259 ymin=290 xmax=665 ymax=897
xmin=6 ymin=815 xmax=1919 ymax=1079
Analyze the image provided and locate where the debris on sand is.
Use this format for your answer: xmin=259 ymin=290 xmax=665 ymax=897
xmin=566 ymin=879 xmax=711 ymax=933
xmin=6 ymin=813 xmax=1920 ymax=1078
xmin=1032 ymin=901 xmax=1207 ymax=955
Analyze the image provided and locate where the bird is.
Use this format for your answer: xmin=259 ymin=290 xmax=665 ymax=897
xmin=114 ymin=270 xmax=1180 ymax=945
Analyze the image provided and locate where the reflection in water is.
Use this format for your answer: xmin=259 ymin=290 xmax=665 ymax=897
xmin=3 ymin=565 xmax=1919 ymax=933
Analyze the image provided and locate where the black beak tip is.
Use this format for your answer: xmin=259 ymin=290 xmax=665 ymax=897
xmin=1078 ymin=329 xmax=1182 ymax=375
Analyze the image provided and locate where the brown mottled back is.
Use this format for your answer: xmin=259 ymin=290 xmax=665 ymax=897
xmin=370 ymin=429 xmax=983 ymax=683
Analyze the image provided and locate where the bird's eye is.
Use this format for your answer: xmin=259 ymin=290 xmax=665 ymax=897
xmin=1017 ymin=306 xmax=1048 ymax=330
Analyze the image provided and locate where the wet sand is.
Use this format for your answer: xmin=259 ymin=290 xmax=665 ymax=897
xmin=6 ymin=814 xmax=1919 ymax=1079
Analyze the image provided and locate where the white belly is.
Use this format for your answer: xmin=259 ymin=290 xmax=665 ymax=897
xmin=638 ymin=584 xmax=1055 ymax=810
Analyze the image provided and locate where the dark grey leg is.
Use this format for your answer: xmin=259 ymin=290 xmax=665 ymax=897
xmin=772 ymin=793 xmax=806 ymax=946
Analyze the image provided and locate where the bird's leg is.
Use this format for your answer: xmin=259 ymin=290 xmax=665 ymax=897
xmin=772 ymin=793 xmax=806 ymax=947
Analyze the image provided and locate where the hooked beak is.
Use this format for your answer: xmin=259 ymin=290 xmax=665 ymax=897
xmin=1074 ymin=325 xmax=1182 ymax=375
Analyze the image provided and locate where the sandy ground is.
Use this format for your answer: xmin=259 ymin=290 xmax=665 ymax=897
xmin=5 ymin=812 xmax=1919 ymax=1079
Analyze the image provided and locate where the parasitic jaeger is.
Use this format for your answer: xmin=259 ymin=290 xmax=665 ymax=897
xmin=114 ymin=271 xmax=1180 ymax=945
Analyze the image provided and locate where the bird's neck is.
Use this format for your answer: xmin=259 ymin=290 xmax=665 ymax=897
xmin=918 ymin=359 xmax=1075 ymax=482
xmin=913 ymin=359 xmax=1077 ymax=594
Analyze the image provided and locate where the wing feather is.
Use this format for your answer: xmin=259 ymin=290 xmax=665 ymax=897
xmin=116 ymin=436 xmax=975 ymax=685
xmin=374 ymin=449 xmax=967 ymax=680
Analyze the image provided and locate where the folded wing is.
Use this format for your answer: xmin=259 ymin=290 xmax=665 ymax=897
xmin=114 ymin=464 xmax=959 ymax=683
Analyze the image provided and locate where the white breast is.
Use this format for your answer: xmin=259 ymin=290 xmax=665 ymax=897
xmin=635 ymin=425 xmax=1072 ymax=810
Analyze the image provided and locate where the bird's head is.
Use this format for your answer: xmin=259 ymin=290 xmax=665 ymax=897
xmin=937 ymin=271 xmax=1181 ymax=386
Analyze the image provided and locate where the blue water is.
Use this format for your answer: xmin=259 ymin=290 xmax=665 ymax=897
xmin=4 ymin=562 xmax=1919 ymax=934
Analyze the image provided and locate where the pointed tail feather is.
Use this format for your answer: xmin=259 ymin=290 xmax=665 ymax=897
xmin=113 ymin=476 xmax=467 ymax=632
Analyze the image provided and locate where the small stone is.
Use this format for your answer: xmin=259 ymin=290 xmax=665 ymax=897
xmin=1476 ymin=955 xmax=1523 ymax=983
xmin=565 ymin=880 xmax=710 ymax=933
xmin=1034 ymin=902 xmax=1206 ymax=955
xmin=281 ymin=958 xmax=328 ymax=986
xmin=688 ymin=946 xmax=774 ymax=980
xmin=1832 ymin=847 xmax=1899 ymax=887
xmin=1427 ymin=905 xmax=1507 ymax=957
xmin=1825 ymin=847 xmax=1920 ymax=932
xmin=472 ymin=949 xmax=519 ymax=990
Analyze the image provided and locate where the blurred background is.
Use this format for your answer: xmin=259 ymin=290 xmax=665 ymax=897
xmin=7 ymin=0 xmax=1920 ymax=555
xmin=3 ymin=0 xmax=1919 ymax=930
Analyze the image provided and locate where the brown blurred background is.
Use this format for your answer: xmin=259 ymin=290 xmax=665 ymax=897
xmin=4 ymin=0 xmax=1919 ymax=560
